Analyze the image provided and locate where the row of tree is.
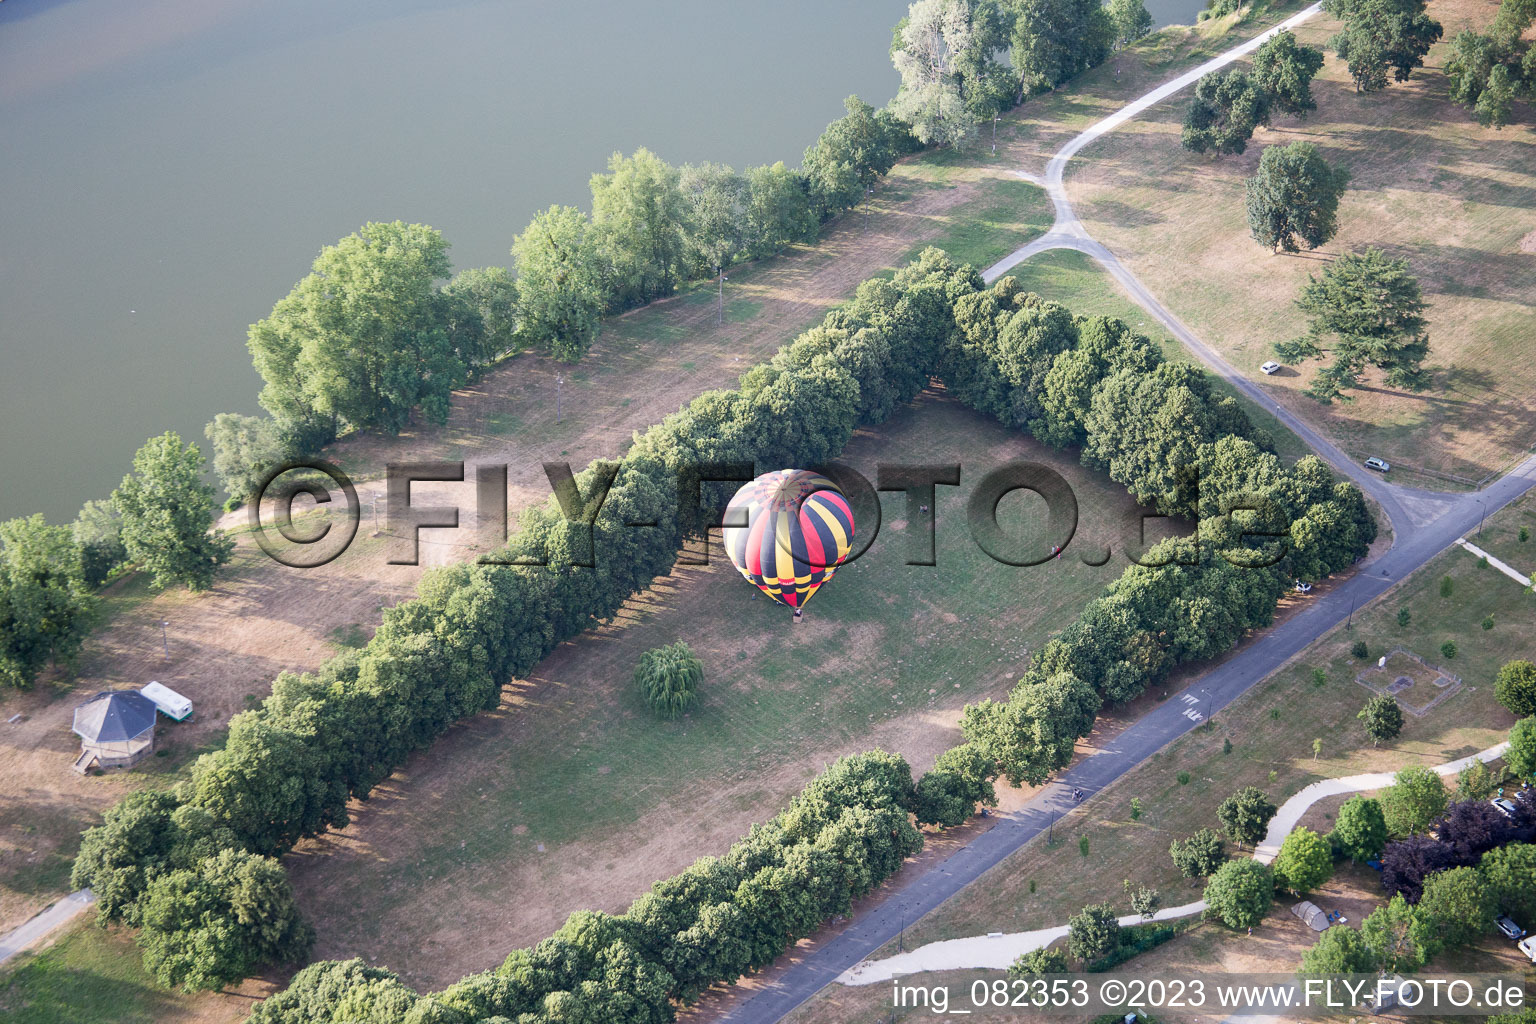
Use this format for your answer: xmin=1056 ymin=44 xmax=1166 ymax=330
xmin=212 ymin=0 xmax=1176 ymax=501
xmin=214 ymin=98 xmax=918 ymax=502
xmin=1444 ymin=0 xmax=1536 ymax=128
xmin=887 ymin=0 xmax=1154 ymax=148
xmin=0 ymin=432 xmax=232 ymax=689
xmin=72 ymin=245 xmax=1376 ymax=1006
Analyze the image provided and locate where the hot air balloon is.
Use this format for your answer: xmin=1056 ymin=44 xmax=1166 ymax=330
xmin=722 ymin=469 xmax=854 ymax=617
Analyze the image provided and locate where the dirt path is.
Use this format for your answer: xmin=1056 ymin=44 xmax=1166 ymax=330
xmin=833 ymin=740 xmax=1510 ymax=982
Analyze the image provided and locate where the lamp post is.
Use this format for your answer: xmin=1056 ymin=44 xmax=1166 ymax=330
xmin=1476 ymin=498 xmax=1487 ymax=537
xmin=556 ymin=376 xmax=564 ymax=424
xmin=864 ymin=186 xmax=874 ymax=231
xmin=1346 ymin=592 xmax=1357 ymax=629
xmin=1201 ymin=687 xmax=1211 ymax=721
xmin=160 ymin=620 xmax=169 ymax=661
xmin=992 ymin=113 xmax=999 ymax=154
xmin=717 ymin=269 xmax=728 ymax=326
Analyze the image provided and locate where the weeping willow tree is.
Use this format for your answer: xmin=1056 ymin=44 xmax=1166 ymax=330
xmin=635 ymin=641 xmax=704 ymax=719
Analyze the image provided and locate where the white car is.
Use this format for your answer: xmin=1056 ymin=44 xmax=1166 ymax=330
xmin=1492 ymin=797 xmax=1518 ymax=819
xmin=1294 ymin=580 xmax=1313 ymax=593
xmin=1260 ymin=360 xmax=1281 ymax=375
xmin=1520 ymin=935 xmax=1536 ymax=963
xmin=1496 ymin=915 xmax=1525 ymax=940
xmin=1364 ymin=457 xmax=1391 ymax=473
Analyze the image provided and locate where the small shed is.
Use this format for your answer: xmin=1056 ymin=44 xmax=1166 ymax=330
xmin=72 ymin=691 xmax=157 ymax=772
xmin=140 ymin=681 xmax=193 ymax=721
xmin=1291 ymin=900 xmax=1329 ymax=932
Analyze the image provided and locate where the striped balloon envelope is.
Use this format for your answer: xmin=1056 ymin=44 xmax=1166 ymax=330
xmin=721 ymin=469 xmax=855 ymax=616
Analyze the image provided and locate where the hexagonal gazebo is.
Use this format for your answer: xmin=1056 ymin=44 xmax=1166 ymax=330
xmin=72 ymin=690 xmax=157 ymax=772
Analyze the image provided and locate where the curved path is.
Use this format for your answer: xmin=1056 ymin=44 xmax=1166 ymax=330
xmin=838 ymin=742 xmax=1511 ymax=983
xmin=717 ymin=10 xmax=1536 ymax=1023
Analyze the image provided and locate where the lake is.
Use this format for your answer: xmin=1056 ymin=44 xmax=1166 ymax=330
xmin=0 ymin=0 xmax=1206 ymax=522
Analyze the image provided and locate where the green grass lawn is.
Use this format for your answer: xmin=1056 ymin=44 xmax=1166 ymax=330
xmin=902 ymin=176 xmax=1053 ymax=270
xmin=0 ymin=922 xmax=209 ymax=1024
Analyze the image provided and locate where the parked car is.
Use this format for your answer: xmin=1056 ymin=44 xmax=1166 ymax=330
xmin=1520 ymin=935 xmax=1536 ymax=963
xmin=1294 ymin=580 xmax=1313 ymax=593
xmin=1364 ymin=457 xmax=1391 ymax=472
xmin=1497 ymin=916 xmax=1526 ymax=940
xmin=1260 ymin=360 xmax=1281 ymax=375
xmin=1492 ymin=797 xmax=1519 ymax=819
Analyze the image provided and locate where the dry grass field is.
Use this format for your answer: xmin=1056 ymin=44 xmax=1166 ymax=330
xmin=1067 ymin=0 xmax=1536 ymax=487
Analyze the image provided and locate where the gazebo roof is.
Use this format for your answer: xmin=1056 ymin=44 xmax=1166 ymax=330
xmin=72 ymin=690 xmax=157 ymax=744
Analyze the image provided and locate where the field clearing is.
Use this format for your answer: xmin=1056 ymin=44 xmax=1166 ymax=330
xmin=1066 ymin=0 xmax=1536 ymax=486
xmin=283 ymin=393 xmax=1162 ymax=991
xmin=0 ymin=159 xmax=1048 ymax=939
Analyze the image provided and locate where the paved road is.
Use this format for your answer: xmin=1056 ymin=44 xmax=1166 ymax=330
xmin=0 ymin=889 xmax=94 ymax=967
xmin=717 ymin=7 xmax=1536 ymax=1021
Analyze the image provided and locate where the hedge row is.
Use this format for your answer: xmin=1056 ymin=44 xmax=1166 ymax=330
xmin=72 ymin=247 xmax=1378 ymax=1012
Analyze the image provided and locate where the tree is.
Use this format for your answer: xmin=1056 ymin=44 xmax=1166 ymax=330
xmin=802 ymin=96 xmax=908 ymax=218
xmin=205 ymin=413 xmax=286 ymax=507
xmin=1067 ymin=902 xmax=1121 ymax=962
xmin=1381 ymin=834 xmax=1454 ymax=903
xmin=0 ymin=515 xmax=96 ymax=689
xmin=1381 ymin=764 xmax=1448 ymax=837
xmin=1130 ymin=885 xmax=1161 ymax=919
xmin=247 ymin=221 xmax=464 ymax=434
xmin=441 ymin=265 xmax=521 ymax=374
xmin=1203 ymin=859 xmax=1273 ymax=928
xmin=1299 ymin=924 xmax=1374 ymax=976
xmin=512 ymin=205 xmax=607 ymax=362
xmin=72 ymin=498 xmax=126 ymax=586
xmin=634 ymin=641 xmax=703 ymax=720
xmin=1244 ymin=142 xmax=1348 ymax=253
xmin=71 ymin=793 xmax=236 ymax=927
xmin=1480 ymin=844 xmax=1536 ymax=923
xmin=1358 ymin=694 xmax=1404 ymax=746
xmin=1475 ymin=63 xmax=1517 ymax=129
xmin=1277 ymin=248 xmax=1430 ymax=401
xmin=1495 ymin=660 xmax=1536 ymax=718
xmin=889 ymin=0 xmax=989 ymax=147
xmin=590 ymin=148 xmax=691 ymax=310
xmin=245 ymin=959 xmax=424 ymax=1024
xmin=112 ymin=432 xmax=233 ymax=591
xmin=1250 ymin=30 xmax=1326 ymax=117
xmin=1182 ymin=69 xmax=1271 ymax=155
xmin=1170 ymin=828 xmax=1228 ymax=878
xmin=1217 ymin=786 xmax=1278 ymax=849
xmin=1324 ymin=0 xmax=1443 ymax=92
xmin=1457 ymin=760 xmax=1496 ymax=802
xmin=1397 ymin=606 xmax=1411 ymax=627
xmin=1508 ymin=715 xmax=1536 ymax=780
xmin=1332 ymin=795 xmax=1388 ymax=863
xmin=137 ymin=848 xmax=313 ymax=992
xmin=1010 ymin=0 xmax=1114 ymax=100
xmin=960 ymin=671 xmax=1100 ymax=786
xmin=1009 ymin=946 xmax=1068 ymax=978
xmin=1351 ymin=640 xmax=1369 ymax=660
xmin=1107 ymin=0 xmax=1153 ymax=49
xmin=743 ymin=162 xmax=817 ymax=258
xmin=914 ymin=743 xmax=998 ymax=827
xmin=1361 ymin=894 xmax=1427 ymax=972
xmin=1437 ymin=799 xmax=1516 ymax=863
xmin=1408 ymin=865 xmax=1493 ymax=955
xmin=680 ymin=162 xmax=749 ymax=282
xmin=1274 ymin=827 xmax=1333 ymax=893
